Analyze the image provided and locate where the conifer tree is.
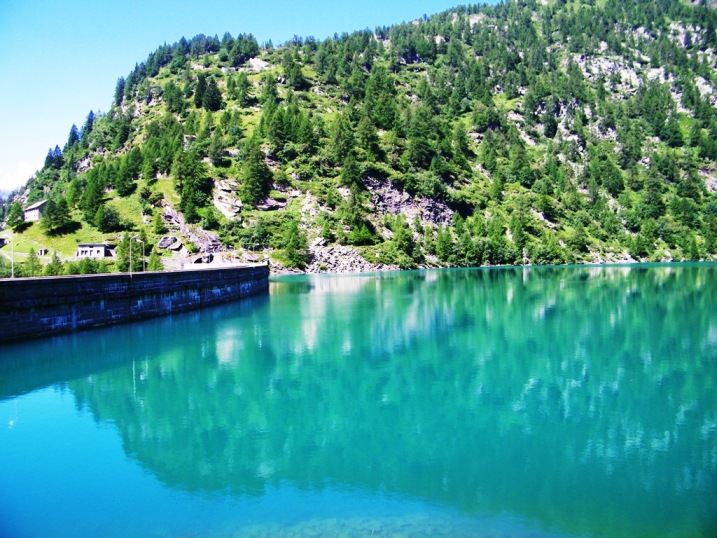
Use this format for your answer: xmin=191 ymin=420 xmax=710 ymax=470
xmin=94 ymin=204 xmax=122 ymax=232
xmin=282 ymin=219 xmax=309 ymax=268
xmin=43 ymin=251 xmax=63 ymax=276
xmin=148 ymin=248 xmax=163 ymax=271
xmin=234 ymin=72 xmax=252 ymax=107
xmin=40 ymin=198 xmax=72 ymax=235
xmin=25 ymin=248 xmax=41 ymax=277
xmin=153 ymin=210 xmax=166 ymax=234
xmin=260 ymin=74 xmax=279 ymax=107
xmin=66 ymin=125 xmax=80 ymax=149
xmin=164 ymin=81 xmax=185 ymax=114
xmin=194 ymin=73 xmax=207 ymax=108
xmin=209 ymin=129 xmax=226 ymax=166
xmin=7 ymin=202 xmax=25 ymax=232
xmin=80 ymin=111 xmax=95 ymax=147
xmin=226 ymin=110 xmax=244 ymax=146
xmin=329 ymin=113 xmax=354 ymax=164
xmin=238 ymin=137 xmax=272 ymax=206
xmin=114 ymin=77 xmax=126 ymax=107
xmin=356 ymin=115 xmax=381 ymax=161
xmin=81 ymin=173 xmax=104 ymax=222
xmin=202 ymin=77 xmax=223 ymax=111
xmin=340 ymin=153 xmax=362 ymax=188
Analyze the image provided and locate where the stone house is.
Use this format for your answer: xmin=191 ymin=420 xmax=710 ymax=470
xmin=24 ymin=200 xmax=48 ymax=222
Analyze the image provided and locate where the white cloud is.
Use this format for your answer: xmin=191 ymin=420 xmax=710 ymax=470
xmin=0 ymin=161 xmax=39 ymax=195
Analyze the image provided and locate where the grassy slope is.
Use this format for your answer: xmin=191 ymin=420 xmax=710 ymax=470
xmin=5 ymin=0 xmax=717 ymax=271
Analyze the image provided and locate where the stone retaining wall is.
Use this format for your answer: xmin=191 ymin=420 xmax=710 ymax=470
xmin=0 ymin=265 xmax=269 ymax=343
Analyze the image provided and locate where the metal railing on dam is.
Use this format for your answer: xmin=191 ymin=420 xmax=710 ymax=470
xmin=0 ymin=264 xmax=269 ymax=343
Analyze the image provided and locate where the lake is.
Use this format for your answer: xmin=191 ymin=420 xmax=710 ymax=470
xmin=1 ymin=264 xmax=716 ymax=537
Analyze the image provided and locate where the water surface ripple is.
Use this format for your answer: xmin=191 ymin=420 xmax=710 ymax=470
xmin=1 ymin=264 xmax=716 ymax=537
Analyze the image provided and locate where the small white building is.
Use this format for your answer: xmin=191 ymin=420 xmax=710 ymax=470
xmin=76 ymin=243 xmax=115 ymax=259
xmin=24 ymin=200 xmax=48 ymax=222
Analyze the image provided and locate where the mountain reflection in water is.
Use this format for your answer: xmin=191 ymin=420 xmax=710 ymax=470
xmin=1 ymin=264 xmax=716 ymax=538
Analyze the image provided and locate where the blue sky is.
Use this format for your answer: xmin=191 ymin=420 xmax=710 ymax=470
xmin=0 ymin=0 xmax=467 ymax=194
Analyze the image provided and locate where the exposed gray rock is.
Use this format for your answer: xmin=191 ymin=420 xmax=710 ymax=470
xmin=158 ymin=236 xmax=179 ymax=249
xmin=306 ymin=246 xmax=398 ymax=274
xmin=162 ymin=203 xmax=222 ymax=253
xmin=364 ymin=178 xmax=453 ymax=227
xmin=256 ymin=198 xmax=287 ymax=211
xmin=190 ymin=253 xmax=214 ymax=264
xmin=701 ymin=168 xmax=717 ymax=192
xmin=213 ymin=179 xmax=242 ymax=218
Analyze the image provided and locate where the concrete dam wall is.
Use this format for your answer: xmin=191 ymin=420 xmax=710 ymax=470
xmin=0 ymin=265 xmax=269 ymax=343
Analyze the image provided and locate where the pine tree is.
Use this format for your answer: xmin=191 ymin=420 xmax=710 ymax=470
xmin=66 ymin=125 xmax=80 ymax=149
xmin=284 ymin=56 xmax=307 ymax=90
xmin=260 ymin=74 xmax=279 ymax=107
xmin=80 ymin=111 xmax=95 ymax=147
xmin=329 ymin=113 xmax=354 ymax=164
xmin=164 ymin=81 xmax=185 ymax=114
xmin=114 ymin=77 xmax=126 ymax=107
xmin=153 ymin=210 xmax=166 ymax=234
xmin=148 ymin=248 xmax=163 ymax=271
xmin=663 ymin=114 xmax=684 ymax=147
xmin=407 ymin=104 xmax=435 ymax=169
xmin=340 ymin=153 xmax=362 ymax=188
xmin=115 ymin=233 xmax=142 ymax=273
xmin=81 ymin=173 xmax=104 ymax=222
xmin=44 ymin=145 xmax=64 ymax=169
xmin=356 ymin=115 xmax=381 ymax=161
xmin=172 ymin=148 xmax=212 ymax=220
xmin=226 ymin=110 xmax=244 ymax=146
xmin=43 ymin=251 xmax=63 ymax=276
xmin=7 ymin=202 xmax=25 ymax=231
xmin=202 ymin=77 xmax=223 ymax=111
xmin=94 ymin=204 xmax=122 ymax=232
xmin=40 ymin=198 xmax=72 ymax=235
xmin=194 ymin=74 xmax=207 ymax=108
xmin=234 ymin=72 xmax=252 ymax=107
xmin=238 ymin=138 xmax=272 ymax=206
xmin=209 ymin=129 xmax=226 ymax=166
xmin=25 ymin=248 xmax=41 ymax=277
xmin=282 ymin=219 xmax=310 ymax=268
xmin=435 ymin=226 xmax=454 ymax=262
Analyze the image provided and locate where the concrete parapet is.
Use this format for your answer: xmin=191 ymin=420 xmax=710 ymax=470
xmin=0 ymin=265 xmax=269 ymax=343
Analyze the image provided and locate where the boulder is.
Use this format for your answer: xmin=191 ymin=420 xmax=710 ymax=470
xmin=158 ymin=236 xmax=179 ymax=249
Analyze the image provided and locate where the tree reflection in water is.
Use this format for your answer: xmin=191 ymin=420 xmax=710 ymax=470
xmin=1 ymin=264 xmax=715 ymax=538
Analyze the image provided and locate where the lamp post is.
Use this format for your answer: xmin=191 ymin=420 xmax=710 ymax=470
xmin=2 ymin=235 xmax=13 ymax=278
xmin=137 ymin=238 xmax=145 ymax=272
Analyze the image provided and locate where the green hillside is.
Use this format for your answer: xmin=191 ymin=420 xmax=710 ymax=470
xmin=2 ymin=0 xmax=717 ymax=276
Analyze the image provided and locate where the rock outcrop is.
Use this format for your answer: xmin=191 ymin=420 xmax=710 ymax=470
xmin=306 ymin=246 xmax=398 ymax=274
xmin=162 ymin=203 xmax=222 ymax=253
xmin=365 ymin=178 xmax=454 ymax=227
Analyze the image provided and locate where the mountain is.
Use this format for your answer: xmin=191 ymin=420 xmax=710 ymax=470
xmin=2 ymin=0 xmax=717 ymax=276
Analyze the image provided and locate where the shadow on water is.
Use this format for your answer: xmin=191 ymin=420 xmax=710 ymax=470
xmin=1 ymin=263 xmax=716 ymax=537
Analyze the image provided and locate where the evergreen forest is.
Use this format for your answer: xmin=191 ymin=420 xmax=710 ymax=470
xmin=2 ymin=0 xmax=717 ymax=275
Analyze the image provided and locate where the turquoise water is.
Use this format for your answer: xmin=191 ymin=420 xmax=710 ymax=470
xmin=1 ymin=264 xmax=716 ymax=537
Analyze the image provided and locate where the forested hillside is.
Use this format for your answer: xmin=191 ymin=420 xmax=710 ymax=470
xmin=2 ymin=0 xmax=717 ymax=275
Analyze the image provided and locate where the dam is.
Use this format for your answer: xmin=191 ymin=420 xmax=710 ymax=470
xmin=0 ymin=264 xmax=269 ymax=343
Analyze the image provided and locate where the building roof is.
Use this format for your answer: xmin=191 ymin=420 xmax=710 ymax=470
xmin=24 ymin=200 xmax=48 ymax=211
